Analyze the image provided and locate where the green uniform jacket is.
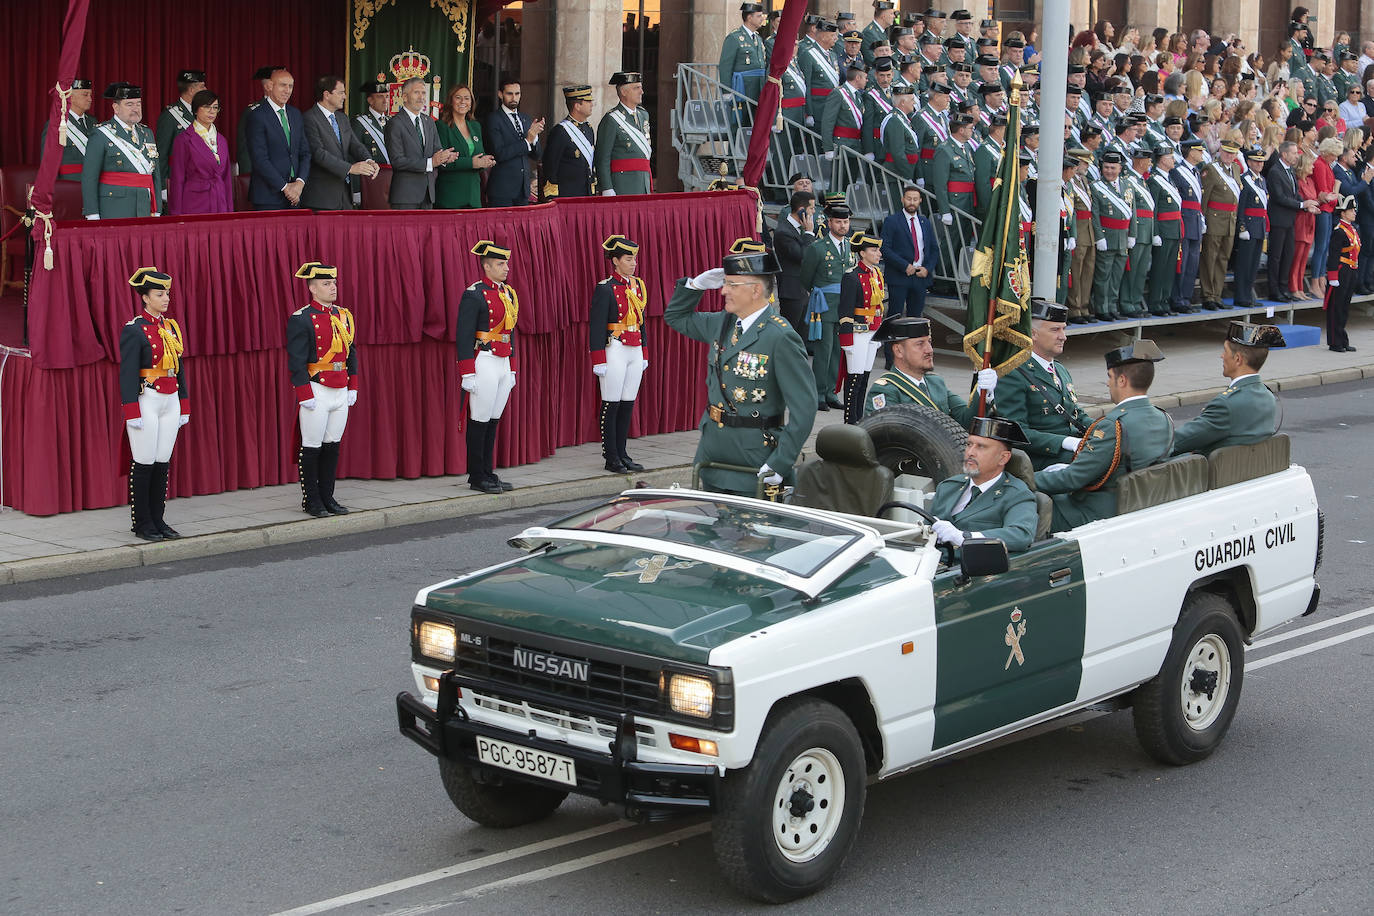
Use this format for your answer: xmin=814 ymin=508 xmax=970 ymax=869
xmin=719 ymin=25 xmax=768 ymax=99
xmin=1171 ymin=375 xmax=1277 ymax=456
xmin=1124 ymin=169 xmax=1154 ymax=243
xmin=820 ymin=84 xmax=866 ymax=154
xmin=799 ymin=42 xmax=841 ymax=123
xmin=864 ymin=368 xmax=976 ymax=424
xmin=860 ymin=20 xmax=888 ymax=64
xmin=236 ymin=101 xmax=262 ymax=175
xmin=664 ymin=280 xmax=817 ymax=494
xmin=931 ymin=137 xmax=976 ymax=217
xmin=861 ymin=86 xmax=896 ymax=156
xmin=995 ymin=358 xmax=1092 ymax=469
xmin=352 ymin=110 xmax=390 ymax=163
xmin=800 ymin=234 xmax=851 ymax=321
xmin=973 ymin=138 xmax=1003 ymax=220
xmin=1200 ymin=159 xmax=1241 ymax=237
xmin=155 ymin=100 xmax=195 ymax=186
xmin=881 ymin=111 xmax=920 ymax=179
xmin=1035 ymin=397 xmax=1173 ymax=529
xmin=912 ymin=105 xmax=950 ymax=184
xmin=39 ymin=113 xmax=95 ymax=180
xmin=1314 ymin=72 xmax=1338 ymax=107
xmin=780 ymin=62 xmax=809 ymax=123
xmin=594 ymin=104 xmax=653 ymax=195
xmin=1150 ymin=170 xmax=1184 ymax=240
xmin=81 ymin=119 xmax=163 ymax=218
xmin=1090 ymin=177 xmax=1137 ymax=249
xmin=1334 ymin=69 xmax=1359 ymax=99
xmin=929 ymin=471 xmax=1039 ymax=553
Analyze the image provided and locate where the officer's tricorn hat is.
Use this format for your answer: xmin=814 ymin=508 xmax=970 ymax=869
xmin=849 ymin=231 xmax=882 ymax=251
xmin=989 ymin=112 xmax=1009 ymax=127
xmin=918 ymin=32 xmax=941 ymax=46
xmin=1228 ymin=322 xmax=1286 ymax=348
xmin=1153 ymin=142 xmax=1177 ymax=161
xmin=609 ymin=72 xmax=642 ymax=86
xmin=1129 ymin=143 xmax=1153 ymax=160
xmin=1099 ymin=149 xmax=1125 ymax=165
xmin=824 ymin=202 xmax=852 ymax=219
xmin=177 ymin=69 xmax=206 ymax=84
xmin=890 ymin=26 xmax=914 ymax=39
xmin=873 ymin=0 xmax=896 ymax=9
xmin=1105 ymin=339 xmax=1165 ymax=368
xmin=975 ymin=54 xmax=1000 ymax=67
xmin=951 ymin=9 xmax=973 ymax=20
xmin=722 ymin=238 xmax=779 ymax=276
xmin=1029 ymin=297 xmax=1069 ymax=323
xmin=128 ymin=267 xmax=172 ymax=292
xmin=969 ymin=415 xmax=1031 ymax=446
xmin=104 ymin=82 xmax=142 ymax=100
xmin=1022 ymin=123 xmax=1040 ymax=136
xmin=603 ymin=234 xmax=639 ymax=258
xmin=1004 ymin=36 xmax=1025 ymax=48
xmin=977 ymin=82 xmax=1004 ymax=96
xmin=923 ymin=7 xmax=947 ymax=17
xmin=359 ymin=80 xmax=388 ymax=95
xmin=872 ymin=316 xmax=931 ymax=342
xmin=471 ymin=240 xmax=511 ymax=260
xmin=836 ymin=10 xmax=857 ymax=21
xmin=873 ymin=57 xmax=895 ymax=72
xmin=818 ymin=19 xmax=840 ymax=32
xmin=892 ymin=84 xmax=917 ymax=96
xmin=952 ymin=61 xmax=974 ymax=73
xmin=294 ymin=261 xmax=338 ymax=281
xmin=563 ymin=85 xmax=594 ymax=102
xmin=929 ymin=82 xmax=953 ymax=96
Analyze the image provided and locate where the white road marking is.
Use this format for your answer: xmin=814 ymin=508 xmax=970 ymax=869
xmin=1248 ymin=623 xmax=1374 ymax=671
xmin=1249 ymin=605 xmax=1374 ymax=651
xmin=267 ymin=819 xmax=636 ymax=916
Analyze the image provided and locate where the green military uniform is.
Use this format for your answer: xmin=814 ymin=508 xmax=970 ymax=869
xmin=1199 ymin=150 xmax=1243 ymax=308
xmin=352 ymin=86 xmax=391 ymax=165
xmin=664 ymin=248 xmax=817 ymax=496
xmin=1172 ymin=375 xmax=1276 ymax=456
xmin=1088 ymin=157 xmax=1137 ymax=320
xmin=1314 ymin=67 xmax=1338 ymax=107
xmin=1066 ymin=166 xmax=1098 ymax=322
xmin=594 ymin=90 xmax=654 ymax=196
xmin=929 ymin=469 xmax=1039 ymax=553
xmin=1056 ymin=178 xmax=1077 ymax=305
xmin=780 ymin=59 xmax=809 ymax=124
xmin=931 ymin=134 xmax=976 ymax=223
xmin=861 ymin=84 xmax=896 ymax=157
xmin=1147 ymin=159 xmax=1184 ymax=317
xmin=864 ymin=368 xmax=976 ymax=424
xmin=1119 ymin=155 xmax=1156 ymax=317
xmin=719 ymin=23 xmax=768 ymax=101
xmin=820 ymin=83 xmax=866 ymax=155
xmin=911 ymin=100 xmax=950 ymax=185
xmin=880 ymin=105 xmax=920 ymax=180
xmin=155 ymin=96 xmax=197 ymax=187
xmin=860 ymin=15 xmax=890 ymax=65
xmin=800 ymin=222 xmax=852 ymax=406
xmin=972 ymin=135 xmax=1003 ymax=221
xmin=799 ymin=33 xmax=842 ymax=124
xmin=40 ymin=107 xmax=96 ymax=181
xmin=996 ymin=352 xmax=1093 ymax=471
xmin=1333 ymin=62 xmax=1360 ymax=99
xmin=81 ymin=102 xmax=164 ymax=219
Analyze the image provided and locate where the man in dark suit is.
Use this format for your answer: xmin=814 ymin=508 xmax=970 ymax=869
xmin=540 ymin=85 xmax=596 ymax=199
xmin=301 ymin=74 xmax=380 ymax=210
xmin=485 ymin=80 xmax=545 ymax=207
xmin=245 ymin=68 xmax=311 ymax=209
xmin=771 ymin=190 xmax=817 ymax=337
xmin=236 ymin=66 xmax=279 ymax=176
xmin=879 ymin=185 xmax=938 ymax=320
xmin=384 ymin=77 xmax=457 ymax=209
xmin=1265 ymin=141 xmax=1307 ymax=302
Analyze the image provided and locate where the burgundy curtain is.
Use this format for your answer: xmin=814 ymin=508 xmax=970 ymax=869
xmin=0 ymin=0 xmax=345 ymax=169
xmin=5 ymin=193 xmax=752 ymax=515
xmin=742 ymin=0 xmax=807 ymax=189
xmin=27 ymin=0 xmax=91 ymax=238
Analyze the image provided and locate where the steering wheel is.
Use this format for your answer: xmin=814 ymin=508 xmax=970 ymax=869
xmin=875 ymin=500 xmax=937 ymax=524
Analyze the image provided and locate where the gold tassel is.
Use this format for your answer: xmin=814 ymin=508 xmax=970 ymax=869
xmin=55 ymin=82 xmax=72 ymax=147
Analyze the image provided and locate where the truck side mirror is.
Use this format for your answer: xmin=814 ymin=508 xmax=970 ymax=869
xmin=960 ymin=538 xmax=1009 ymax=577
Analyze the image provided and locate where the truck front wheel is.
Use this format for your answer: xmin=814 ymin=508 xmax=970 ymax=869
xmin=712 ymin=698 xmax=867 ymax=903
xmin=1132 ymin=590 xmax=1245 ymax=766
xmin=438 ymin=757 xmax=567 ymax=828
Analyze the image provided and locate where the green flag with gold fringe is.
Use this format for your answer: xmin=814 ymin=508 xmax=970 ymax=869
xmin=962 ymin=75 xmax=1033 ymax=391
xmin=347 ymin=0 xmax=472 ymax=119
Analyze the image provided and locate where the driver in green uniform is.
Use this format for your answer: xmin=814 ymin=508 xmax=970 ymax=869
xmin=929 ymin=416 xmax=1039 ymax=554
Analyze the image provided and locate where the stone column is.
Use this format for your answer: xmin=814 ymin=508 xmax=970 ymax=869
xmin=692 ymin=0 xmax=738 ymax=76
xmin=1211 ymin=0 xmax=1262 ymax=52
xmin=1312 ymin=0 xmax=1337 ymax=48
xmin=552 ymin=0 xmax=625 ymax=115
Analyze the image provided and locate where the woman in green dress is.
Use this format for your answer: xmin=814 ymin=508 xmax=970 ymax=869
xmin=435 ymin=85 xmax=494 ymax=208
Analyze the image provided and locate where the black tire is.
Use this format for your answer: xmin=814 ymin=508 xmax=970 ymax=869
xmin=858 ymin=405 xmax=969 ymax=481
xmin=1132 ymin=590 xmax=1245 ymax=766
xmin=712 ymin=698 xmax=867 ymax=903
xmin=438 ymin=756 xmax=568 ymax=828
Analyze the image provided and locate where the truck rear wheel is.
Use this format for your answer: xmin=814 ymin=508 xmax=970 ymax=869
xmin=1132 ymin=590 xmax=1245 ymax=766
xmin=438 ymin=756 xmax=567 ymax=828
xmin=712 ymin=698 xmax=866 ymax=903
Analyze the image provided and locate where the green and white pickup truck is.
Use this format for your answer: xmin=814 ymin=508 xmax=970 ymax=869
xmin=396 ymin=430 xmax=1322 ymax=903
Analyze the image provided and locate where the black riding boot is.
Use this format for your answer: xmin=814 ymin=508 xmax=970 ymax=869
xmin=467 ymin=420 xmax=499 ymax=492
xmin=298 ymin=446 xmax=330 ymax=517
xmin=318 ymin=441 xmax=349 ymax=514
xmin=150 ymin=461 xmax=181 ymax=538
xmin=486 ymin=417 xmax=512 ymax=490
xmin=616 ymin=400 xmax=643 ymax=471
xmin=842 ymin=374 xmax=861 ymax=424
xmin=129 ymin=462 xmax=163 ymax=541
xmin=601 ymin=400 xmax=625 ymax=472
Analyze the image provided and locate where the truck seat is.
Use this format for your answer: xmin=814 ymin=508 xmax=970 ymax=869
xmin=793 ymin=425 xmax=894 ymax=517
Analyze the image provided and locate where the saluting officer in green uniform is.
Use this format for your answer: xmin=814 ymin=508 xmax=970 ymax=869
xmin=931 ymin=113 xmax=977 ymax=247
xmin=595 ymin=72 xmax=654 ymax=197
xmin=1118 ymin=144 xmax=1156 ymax=318
xmin=863 ymin=316 xmax=996 ymax=418
xmin=862 ymin=0 xmax=898 ymax=65
xmin=930 ymin=416 xmax=1040 ymax=555
xmin=995 ymin=300 xmax=1094 ymax=470
xmin=1036 ymin=341 xmax=1172 ymax=531
xmin=1172 ymin=323 xmax=1284 ymax=456
xmin=155 ymin=69 xmax=206 ymax=188
xmin=665 ymin=240 xmax=817 ymax=497
xmin=720 ymin=2 xmax=769 ymax=102
xmin=801 ymin=203 xmax=853 ymax=411
xmin=1088 ymin=148 xmax=1136 ymax=321
xmin=39 ymin=77 xmax=96 ymax=181
xmin=1146 ymin=143 xmax=1185 ymax=317
xmin=82 ymin=82 xmax=163 ymax=220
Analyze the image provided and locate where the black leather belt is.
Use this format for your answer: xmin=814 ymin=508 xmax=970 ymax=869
xmin=709 ymin=405 xmax=782 ymax=428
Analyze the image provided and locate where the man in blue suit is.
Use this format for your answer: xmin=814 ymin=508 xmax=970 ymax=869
xmin=484 ymin=80 xmax=545 ymax=207
xmin=246 ymin=68 xmax=311 ymax=209
xmin=878 ymin=184 xmax=938 ymax=366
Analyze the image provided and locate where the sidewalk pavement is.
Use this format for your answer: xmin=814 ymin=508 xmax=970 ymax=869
xmin=2 ymin=310 xmax=1370 ymax=586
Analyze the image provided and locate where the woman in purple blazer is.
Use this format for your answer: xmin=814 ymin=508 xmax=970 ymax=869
xmin=167 ymin=89 xmax=234 ymax=215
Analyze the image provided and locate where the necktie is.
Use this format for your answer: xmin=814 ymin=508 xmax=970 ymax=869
xmin=952 ymin=482 xmax=977 ymax=514
xmin=414 ymin=115 xmax=424 ymax=147
xmin=731 ymin=319 xmax=743 ymax=345
xmin=329 ymin=111 xmax=341 ymax=145
xmin=510 ymin=111 xmax=523 ymax=140
xmin=1048 ymin=362 xmax=1061 ymax=388
xmin=277 ymin=108 xmax=290 ymax=142
xmin=909 ymin=216 xmax=921 ymax=264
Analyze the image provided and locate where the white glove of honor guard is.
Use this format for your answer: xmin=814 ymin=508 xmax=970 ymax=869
xmin=941 ymin=213 xmax=954 ymax=226
xmin=1329 ymin=278 xmax=1339 ymax=287
xmin=346 ymin=390 xmax=358 ymax=407
xmin=1095 ymin=238 xmax=1108 ymax=251
xmin=805 ymin=116 xmax=815 ymax=126
xmin=178 ymin=415 xmax=190 ymax=427
xmin=931 ymin=519 xmax=964 ymax=547
xmin=864 ymin=152 xmax=876 ymax=161
xmin=758 ymin=463 xmax=784 ymax=486
xmin=1152 ymin=235 xmax=1162 ymax=246
xmin=916 ymin=178 xmax=925 ymax=188
xmin=1066 ymin=237 xmax=1077 ymax=251
xmin=687 ymin=267 xmax=727 ymax=290
xmin=976 ymin=368 xmax=998 ymax=398
xmin=1127 ymin=237 xmax=1136 ymax=248
xmin=1238 ymin=230 xmax=1250 ymax=240
xmin=460 ymin=375 xmax=478 ymax=393
xmin=300 ymin=398 xmax=317 ymax=411
xmin=127 ymin=418 xmax=144 ymax=430
xmin=602 ymin=189 xmax=617 ymax=196
xmin=823 ymin=150 xmax=835 ymax=160
xmin=593 ymin=364 xmax=608 ymax=377
xmin=640 ymin=359 xmax=649 ymax=371
xmin=1061 ymin=436 xmax=1082 ymax=453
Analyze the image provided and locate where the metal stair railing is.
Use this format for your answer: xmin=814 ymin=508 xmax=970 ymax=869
xmin=673 ymin=62 xmax=981 ymax=323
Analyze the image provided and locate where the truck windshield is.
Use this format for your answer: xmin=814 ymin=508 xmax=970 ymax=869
xmin=548 ymin=495 xmax=864 ymax=578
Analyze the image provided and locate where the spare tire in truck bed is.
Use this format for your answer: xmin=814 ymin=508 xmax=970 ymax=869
xmin=857 ymin=405 xmax=969 ymax=482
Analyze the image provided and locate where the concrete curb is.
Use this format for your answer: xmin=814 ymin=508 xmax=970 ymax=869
xmin=5 ymin=362 xmax=1372 ymax=587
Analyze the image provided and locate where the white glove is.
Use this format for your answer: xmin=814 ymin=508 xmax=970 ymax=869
xmin=86 ymin=214 xmax=100 ymax=221
xmin=1042 ymin=462 xmax=1070 ymax=473
xmin=1152 ymin=235 xmax=1162 ymax=246
xmin=1239 ymin=229 xmax=1250 ymax=240
xmin=823 ymin=150 xmax=835 ymax=160
xmin=1066 ymin=237 xmax=1077 ymax=251
xmin=757 ymin=463 xmax=784 ymax=486
xmin=510 ymin=372 xmax=517 ymax=388
xmin=1329 ymin=278 xmax=1339 ymax=286
xmin=1127 ymin=237 xmax=1137 ymax=248
xmin=593 ymin=363 xmax=609 ymax=377
xmin=976 ymin=368 xmax=998 ymax=397
xmin=1200 ymin=217 xmax=1208 ymax=233
xmin=1095 ymin=238 xmax=1108 ymax=251
xmin=347 ymin=390 xmax=358 ymax=407
xmin=300 ymin=398 xmax=317 ymax=411
xmin=941 ymin=212 xmax=954 ymax=226
xmin=1061 ymin=436 xmax=1082 ymax=453
xmin=127 ymin=418 xmax=144 ymax=430
xmin=931 ymin=519 xmax=965 ymax=547
xmin=639 ymin=359 xmax=649 ymax=371
xmin=602 ymin=189 xmax=617 ymax=196
xmin=178 ymin=414 xmax=190 ymax=427
xmin=916 ymin=178 xmax=925 ymax=188
xmin=864 ymin=152 xmax=876 ymax=161
xmin=805 ymin=116 xmax=815 ymax=126
xmin=687 ymin=267 xmax=727 ymax=290
xmin=722 ymin=91 xmax=734 ymax=101
xmin=461 ymin=374 xmax=478 ymax=393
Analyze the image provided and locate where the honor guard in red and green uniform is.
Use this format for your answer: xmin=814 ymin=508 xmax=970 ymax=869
xmin=861 ymin=58 xmax=897 ymax=156
xmin=1118 ymin=144 xmax=1157 ymax=317
xmin=931 ymin=113 xmax=977 ymax=246
xmin=1173 ymin=323 xmax=1284 ymax=456
xmin=838 ymin=232 xmax=887 ymax=424
xmin=801 ymin=204 xmax=853 ymax=411
xmin=1036 ymin=341 xmax=1172 ymax=531
xmin=929 ymin=416 xmax=1039 ymax=556
xmin=459 ymin=242 xmax=520 ymax=493
xmin=1146 ymin=143 xmax=1184 ymax=316
xmin=120 ymin=268 xmax=188 ymax=541
xmin=1231 ymin=147 xmax=1271 ymax=309
xmin=591 ymin=235 xmax=649 ymax=474
xmin=287 ymin=262 xmax=358 ymax=517
xmin=1089 ymin=149 xmax=1137 ymax=321
xmin=881 ymin=85 xmax=920 ymax=180
xmin=821 ymin=61 xmax=869 ymax=159
xmin=800 ymin=20 xmax=842 ymax=126
xmin=994 ymin=299 xmax=1094 ymax=470
xmin=1324 ymin=195 xmax=1361 ymax=352
xmin=720 ymin=3 xmax=768 ymax=101
xmin=913 ymin=82 xmax=952 ymax=185
xmin=861 ymin=1 xmax=897 ymax=64
xmin=82 ymin=82 xmax=162 ymax=219
xmin=665 ymin=240 xmax=817 ymax=497
xmin=863 ymin=316 xmax=997 ymax=418
xmin=595 ymin=72 xmax=653 ymax=196
xmin=155 ymin=69 xmax=206 ymax=188
xmin=1199 ymin=140 xmax=1243 ymax=310
xmin=39 ymin=77 xmax=95 ymax=181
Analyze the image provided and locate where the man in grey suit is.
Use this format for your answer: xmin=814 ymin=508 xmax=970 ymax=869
xmin=302 ymin=74 xmax=380 ymax=210
xmin=383 ymin=76 xmax=457 ymax=209
xmin=772 ymin=190 xmax=817 ymax=337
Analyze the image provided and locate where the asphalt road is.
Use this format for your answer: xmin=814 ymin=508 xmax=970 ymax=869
xmin=3 ymin=380 xmax=1372 ymax=916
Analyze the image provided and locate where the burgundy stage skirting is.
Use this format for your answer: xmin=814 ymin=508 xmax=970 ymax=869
xmin=3 ymin=192 xmax=755 ymax=515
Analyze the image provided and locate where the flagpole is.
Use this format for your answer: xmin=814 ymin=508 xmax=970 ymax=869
xmin=977 ymin=73 xmax=1023 ymax=416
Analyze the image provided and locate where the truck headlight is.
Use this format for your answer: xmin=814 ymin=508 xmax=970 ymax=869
xmin=664 ymin=673 xmax=714 ymax=719
xmin=417 ymin=621 xmax=457 ymax=662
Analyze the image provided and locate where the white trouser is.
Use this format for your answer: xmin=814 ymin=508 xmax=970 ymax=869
xmin=469 ymin=351 xmax=515 ymax=422
xmin=127 ymin=390 xmax=180 ymax=463
xmin=299 ymin=382 xmax=349 ymax=447
xmin=842 ymin=331 xmax=880 ymax=374
xmin=598 ymin=340 xmax=645 ymax=401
